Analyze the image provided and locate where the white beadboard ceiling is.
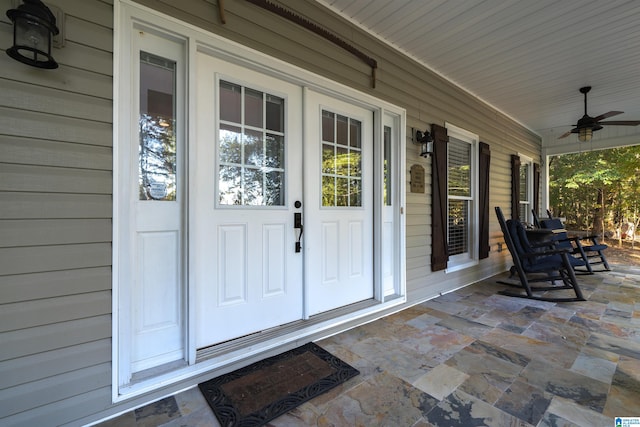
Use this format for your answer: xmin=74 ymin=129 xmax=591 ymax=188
xmin=314 ymin=0 xmax=640 ymax=140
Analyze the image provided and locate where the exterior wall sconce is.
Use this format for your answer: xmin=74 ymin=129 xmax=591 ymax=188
xmin=412 ymin=128 xmax=433 ymax=157
xmin=6 ymin=0 xmax=60 ymax=69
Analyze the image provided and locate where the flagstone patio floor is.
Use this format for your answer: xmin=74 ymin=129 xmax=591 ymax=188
xmin=98 ymin=264 xmax=640 ymax=426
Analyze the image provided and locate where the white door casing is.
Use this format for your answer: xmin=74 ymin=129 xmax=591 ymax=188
xmin=193 ymin=51 xmax=304 ymax=348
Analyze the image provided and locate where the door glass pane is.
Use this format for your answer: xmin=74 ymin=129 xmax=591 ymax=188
xmin=218 ymin=80 xmax=285 ymax=206
xmin=265 ymin=134 xmax=284 ymax=168
xmin=244 ymin=129 xmax=263 ymax=167
xmin=219 ymin=81 xmax=241 ymax=123
xmin=219 ymin=124 xmax=241 ymax=164
xmin=244 ymin=88 xmax=263 ymax=128
xmin=139 ymin=52 xmax=177 ymax=201
xmin=383 ymin=125 xmax=392 ymax=206
xmin=266 ymin=95 xmax=284 ymax=132
xmin=321 ymin=110 xmax=363 ymax=207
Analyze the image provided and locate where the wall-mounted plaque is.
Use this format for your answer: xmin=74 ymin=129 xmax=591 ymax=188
xmin=410 ymin=164 xmax=425 ymax=193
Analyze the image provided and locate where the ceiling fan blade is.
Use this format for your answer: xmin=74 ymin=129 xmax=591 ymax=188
xmin=599 ymin=120 xmax=640 ymax=126
xmin=558 ymin=130 xmax=573 ymax=139
xmin=594 ymin=111 xmax=623 ymax=121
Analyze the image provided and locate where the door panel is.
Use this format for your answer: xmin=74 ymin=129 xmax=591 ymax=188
xmin=129 ymin=33 xmax=185 ymax=375
xmin=305 ymin=90 xmax=374 ymax=316
xmin=194 ymin=52 xmax=303 ymax=348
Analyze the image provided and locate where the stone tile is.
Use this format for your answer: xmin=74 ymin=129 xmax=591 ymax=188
xmin=422 ymin=299 xmax=469 ymax=315
xmin=317 ymin=371 xmax=439 ymax=427
xmin=603 ymin=356 xmax=640 ymax=417
xmin=522 ymin=319 xmax=590 ymax=350
xmin=412 ymin=364 xmax=469 ymax=400
xmin=397 ymin=323 xmax=476 ymax=364
xmin=520 ymin=359 xmax=609 ymax=413
xmin=482 ymin=328 xmax=580 ymax=369
xmin=482 ymin=294 xmax=531 ymax=312
xmin=405 ymin=312 xmax=443 ymax=330
xmin=542 ymin=396 xmax=612 ymax=427
xmin=436 ymin=315 xmax=494 ymax=339
xmin=494 ymin=379 xmax=551 ymax=425
xmin=162 ymin=406 xmax=219 ymax=427
xmin=424 ymin=390 xmax=533 ymax=427
xmin=466 ymin=340 xmax=530 ymax=367
xmin=174 ymin=386 xmax=210 ymax=417
xmin=477 ymin=308 xmax=515 ymax=328
xmin=444 ymin=341 xmax=525 ymax=404
xmin=588 ymin=332 xmax=640 ymax=360
xmin=348 ymin=335 xmax=435 ymax=384
xmin=97 ymin=411 xmax=137 ymax=427
xmin=134 ymin=396 xmax=181 ymax=427
xmin=385 ymin=304 xmax=431 ymax=324
xmin=537 ymin=412 xmax=581 ymax=427
xmin=570 ymin=351 xmax=617 ymax=384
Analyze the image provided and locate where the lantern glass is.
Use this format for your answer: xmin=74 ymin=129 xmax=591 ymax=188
xmin=15 ymin=14 xmax=49 ymax=49
xmin=578 ymin=127 xmax=592 ymax=142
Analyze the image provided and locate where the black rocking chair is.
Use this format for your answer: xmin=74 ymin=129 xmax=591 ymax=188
xmin=496 ymin=207 xmax=585 ymax=302
xmin=539 ymin=217 xmax=610 ymax=273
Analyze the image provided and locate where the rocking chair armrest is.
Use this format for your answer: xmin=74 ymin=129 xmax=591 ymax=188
xmin=529 ymin=240 xmax=556 ymax=249
xmin=553 ymin=236 xmax=581 ymax=243
xmin=520 ymin=247 xmax=570 ymax=258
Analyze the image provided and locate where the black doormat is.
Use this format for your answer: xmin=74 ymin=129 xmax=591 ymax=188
xmin=198 ymin=342 xmax=359 ymax=427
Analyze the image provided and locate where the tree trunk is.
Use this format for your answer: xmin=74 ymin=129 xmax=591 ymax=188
xmin=593 ymin=188 xmax=604 ymax=237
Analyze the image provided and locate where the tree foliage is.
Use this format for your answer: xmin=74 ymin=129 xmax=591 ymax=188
xmin=549 ymin=145 xmax=640 ymax=236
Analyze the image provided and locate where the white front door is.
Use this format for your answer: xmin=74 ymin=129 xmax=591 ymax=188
xmin=193 ymin=51 xmax=304 ymax=348
xmin=304 ymin=89 xmax=374 ymax=316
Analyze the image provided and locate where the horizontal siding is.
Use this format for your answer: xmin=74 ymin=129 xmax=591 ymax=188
xmin=0 ymin=315 xmax=112 ymax=361
xmin=0 ymin=193 xmax=112 ymax=219
xmin=3 ymin=387 xmax=112 ymax=427
xmin=0 ymin=0 xmax=114 ymax=425
xmin=0 ymin=291 xmax=111 ymax=332
xmin=1 ymin=267 xmax=112 ymax=304
xmin=1 ymin=339 xmax=111 ymax=389
xmin=1 ymin=79 xmax=112 ymax=122
xmin=0 ymin=136 xmax=112 ymax=170
xmin=0 ymin=362 xmax=111 ymax=419
xmin=0 ymin=107 xmax=112 ymax=145
xmin=0 ymin=164 xmax=112 ymax=194
xmin=0 ymin=243 xmax=111 ymax=276
xmin=0 ymin=219 xmax=111 ymax=247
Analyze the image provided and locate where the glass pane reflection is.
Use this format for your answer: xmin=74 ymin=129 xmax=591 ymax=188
xmin=139 ymin=52 xmax=177 ymax=201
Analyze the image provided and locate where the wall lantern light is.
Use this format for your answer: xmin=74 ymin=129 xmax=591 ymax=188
xmin=413 ymin=128 xmax=433 ymax=157
xmin=6 ymin=0 xmax=60 ymax=69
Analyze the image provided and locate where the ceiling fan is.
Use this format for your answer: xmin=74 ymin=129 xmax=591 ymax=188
xmin=558 ymin=86 xmax=640 ymax=141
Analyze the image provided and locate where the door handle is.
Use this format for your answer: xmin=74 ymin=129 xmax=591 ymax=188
xmin=294 ymin=212 xmax=303 ymax=253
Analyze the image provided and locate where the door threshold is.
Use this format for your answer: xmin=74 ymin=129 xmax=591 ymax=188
xmin=196 ymin=299 xmax=379 ymax=363
xmin=129 ymin=359 xmax=188 ymax=385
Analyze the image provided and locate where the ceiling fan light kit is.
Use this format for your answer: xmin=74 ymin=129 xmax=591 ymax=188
xmin=558 ymin=86 xmax=640 ymax=142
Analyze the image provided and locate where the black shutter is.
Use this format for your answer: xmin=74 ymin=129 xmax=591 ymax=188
xmin=478 ymin=142 xmax=491 ymax=259
xmin=533 ymin=162 xmax=540 ymax=215
xmin=431 ymin=124 xmax=449 ymax=271
xmin=511 ymin=154 xmax=521 ymax=221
